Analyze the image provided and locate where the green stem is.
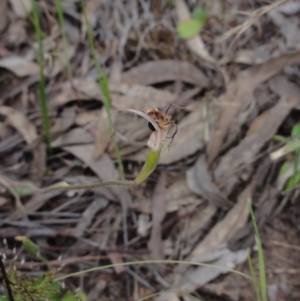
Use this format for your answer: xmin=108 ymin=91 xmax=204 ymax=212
xmin=80 ymin=0 xmax=125 ymax=179
xmin=54 ymin=0 xmax=72 ymax=79
xmin=31 ymin=0 xmax=51 ymax=151
xmin=134 ymin=150 xmax=160 ymax=184
xmin=44 ymin=180 xmax=135 ymax=192
xmin=43 ymin=149 xmax=160 ymax=192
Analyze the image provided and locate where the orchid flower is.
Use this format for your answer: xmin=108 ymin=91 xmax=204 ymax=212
xmin=44 ymin=107 xmax=175 ymax=192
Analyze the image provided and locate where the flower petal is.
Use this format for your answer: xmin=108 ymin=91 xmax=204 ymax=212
xmin=125 ymin=109 xmax=160 ymax=132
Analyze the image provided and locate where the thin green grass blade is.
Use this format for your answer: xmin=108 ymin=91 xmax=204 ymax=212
xmin=248 ymin=200 xmax=267 ymax=301
xmin=247 ymin=248 xmax=262 ymax=301
xmin=80 ymin=0 xmax=124 ymax=179
xmin=31 ymin=0 xmax=51 ymax=151
xmin=55 ymin=259 xmax=251 ymax=282
xmin=54 ymin=0 xmax=73 ymax=79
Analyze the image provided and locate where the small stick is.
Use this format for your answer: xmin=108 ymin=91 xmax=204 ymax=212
xmin=0 ymin=255 xmax=15 ymax=301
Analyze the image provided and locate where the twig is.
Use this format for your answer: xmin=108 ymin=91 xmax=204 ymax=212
xmin=0 ymin=255 xmax=14 ymax=301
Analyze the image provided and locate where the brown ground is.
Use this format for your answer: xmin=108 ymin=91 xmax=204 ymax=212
xmin=1 ymin=0 xmax=300 ymax=300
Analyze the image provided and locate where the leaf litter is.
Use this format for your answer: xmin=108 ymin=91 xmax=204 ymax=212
xmin=1 ymin=1 xmax=300 ymax=300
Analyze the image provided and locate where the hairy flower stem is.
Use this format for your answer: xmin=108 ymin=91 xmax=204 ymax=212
xmin=43 ymin=149 xmax=160 ymax=193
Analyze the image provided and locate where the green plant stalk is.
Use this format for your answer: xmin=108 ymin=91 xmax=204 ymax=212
xmin=247 ymin=249 xmax=262 ymax=301
xmin=55 ymin=259 xmax=251 ymax=282
xmin=54 ymin=0 xmax=72 ymax=78
xmin=248 ymin=200 xmax=267 ymax=301
xmin=43 ymin=149 xmax=160 ymax=192
xmin=80 ymin=0 xmax=124 ymax=179
xmin=135 ymin=150 xmax=160 ymax=184
xmin=31 ymin=0 xmax=51 ymax=151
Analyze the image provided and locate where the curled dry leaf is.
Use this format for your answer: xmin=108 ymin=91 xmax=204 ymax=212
xmin=186 ymin=156 xmax=231 ymax=209
xmin=0 ymin=56 xmax=39 ymax=77
xmin=207 ymin=50 xmax=300 ymax=165
xmin=121 ymin=60 xmax=209 ymax=88
xmin=0 ymin=106 xmax=37 ymax=144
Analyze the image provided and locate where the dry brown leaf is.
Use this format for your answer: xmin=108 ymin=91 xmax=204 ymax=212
xmin=165 ymin=178 xmax=204 ymax=212
xmin=51 ymin=128 xmax=94 ymax=148
xmin=0 ymin=56 xmax=39 ymax=77
xmin=51 ymin=79 xmax=176 ymax=112
xmin=156 ymin=292 xmax=181 ymax=301
xmin=133 ymin=178 xmax=203 ymax=214
xmin=6 ymin=20 xmax=27 ymax=46
xmin=269 ymin=9 xmax=300 ymax=49
xmin=148 ymin=172 xmax=167 ymax=261
xmin=180 ymin=204 xmax=217 ymax=257
xmin=93 ymin=110 xmax=111 ymax=159
xmin=75 ymin=197 xmax=109 ymax=236
xmin=71 ymin=79 xmax=102 ymax=99
xmin=63 ymin=145 xmax=119 ymax=182
xmin=276 ymin=1 xmax=300 ymax=14
xmin=186 ymin=156 xmax=232 ymax=209
xmin=176 ymin=248 xmax=248 ymax=292
xmin=175 ymin=0 xmax=216 ymax=64
xmin=62 ymin=145 xmax=125 ymax=200
xmin=51 ymin=90 xmax=91 ymax=108
xmin=214 ymin=77 xmax=300 ymax=195
xmin=109 ymin=83 xmax=176 ymax=111
xmin=107 ymin=252 xmax=125 ymax=274
xmin=9 ymin=0 xmax=32 ymax=18
xmin=187 ymin=184 xmax=251 ymax=263
xmin=204 ymin=275 xmax=242 ymax=301
xmin=0 ymin=0 xmax=8 ymax=32
xmin=121 ymin=60 xmax=209 ymax=88
xmin=51 ymin=107 xmax=76 ymax=134
xmin=170 ymin=186 xmax=251 ymax=292
xmin=8 ymin=191 xmax=61 ymax=221
xmin=0 ymin=197 xmax=8 ymax=207
xmin=207 ymin=50 xmax=300 ymax=165
xmin=75 ymin=110 xmax=102 ymax=126
xmin=0 ymin=106 xmax=37 ymax=144
xmin=46 ymin=44 xmax=76 ymax=77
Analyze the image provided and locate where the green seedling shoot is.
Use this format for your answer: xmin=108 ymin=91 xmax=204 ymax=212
xmin=272 ymin=121 xmax=300 ymax=191
xmin=44 ymin=105 xmax=177 ymax=192
xmin=177 ymin=8 xmax=209 ymax=39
